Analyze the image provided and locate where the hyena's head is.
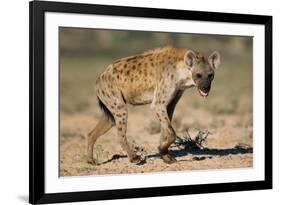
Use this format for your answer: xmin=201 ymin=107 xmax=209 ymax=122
xmin=184 ymin=50 xmax=221 ymax=97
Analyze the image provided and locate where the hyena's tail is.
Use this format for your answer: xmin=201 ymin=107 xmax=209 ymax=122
xmin=97 ymin=97 xmax=115 ymax=124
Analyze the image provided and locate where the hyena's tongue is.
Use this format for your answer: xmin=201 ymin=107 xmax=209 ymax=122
xmin=199 ymin=89 xmax=208 ymax=97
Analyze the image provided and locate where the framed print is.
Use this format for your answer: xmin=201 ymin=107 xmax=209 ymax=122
xmin=29 ymin=0 xmax=272 ymax=204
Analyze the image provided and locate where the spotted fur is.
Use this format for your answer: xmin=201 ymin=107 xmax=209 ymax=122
xmin=87 ymin=46 xmax=220 ymax=164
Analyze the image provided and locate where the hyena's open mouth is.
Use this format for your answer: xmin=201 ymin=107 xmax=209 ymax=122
xmin=198 ymin=89 xmax=209 ymax=97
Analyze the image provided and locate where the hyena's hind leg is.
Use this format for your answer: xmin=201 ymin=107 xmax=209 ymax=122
xmin=111 ymin=97 xmax=143 ymax=163
xmin=96 ymin=85 xmax=143 ymax=163
xmin=112 ymin=106 xmax=139 ymax=163
xmin=87 ymin=106 xmax=115 ymax=164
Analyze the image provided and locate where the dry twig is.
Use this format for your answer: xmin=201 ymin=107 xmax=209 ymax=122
xmin=174 ymin=128 xmax=211 ymax=150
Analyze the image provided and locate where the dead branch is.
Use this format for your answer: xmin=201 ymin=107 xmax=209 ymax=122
xmin=174 ymin=128 xmax=211 ymax=150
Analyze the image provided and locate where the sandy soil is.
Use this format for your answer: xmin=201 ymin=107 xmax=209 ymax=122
xmin=60 ymin=105 xmax=253 ymax=176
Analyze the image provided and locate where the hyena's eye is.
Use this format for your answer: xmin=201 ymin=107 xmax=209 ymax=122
xmin=196 ymin=73 xmax=202 ymax=79
xmin=208 ymin=73 xmax=214 ymax=79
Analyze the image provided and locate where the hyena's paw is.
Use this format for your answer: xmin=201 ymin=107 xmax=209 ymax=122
xmin=87 ymin=157 xmax=98 ymax=165
xmin=129 ymin=153 xmax=146 ymax=165
xmin=162 ymin=153 xmax=177 ymax=164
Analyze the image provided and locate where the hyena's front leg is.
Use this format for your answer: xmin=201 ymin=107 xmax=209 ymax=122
xmin=152 ymin=88 xmax=178 ymax=164
xmin=167 ymin=90 xmax=183 ymax=121
xmin=157 ymin=111 xmax=177 ymax=164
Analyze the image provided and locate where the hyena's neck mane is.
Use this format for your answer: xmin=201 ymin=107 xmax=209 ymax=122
xmin=113 ymin=45 xmax=187 ymax=64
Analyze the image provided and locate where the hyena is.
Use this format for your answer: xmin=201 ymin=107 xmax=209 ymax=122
xmin=87 ymin=46 xmax=221 ymax=164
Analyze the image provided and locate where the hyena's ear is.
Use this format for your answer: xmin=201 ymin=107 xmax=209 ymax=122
xmin=208 ymin=51 xmax=221 ymax=69
xmin=184 ymin=50 xmax=196 ymax=69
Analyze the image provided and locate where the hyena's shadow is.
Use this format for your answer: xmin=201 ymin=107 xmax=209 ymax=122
xmin=100 ymin=144 xmax=253 ymax=165
xmin=169 ymin=145 xmax=253 ymax=161
xmin=145 ymin=145 xmax=252 ymax=160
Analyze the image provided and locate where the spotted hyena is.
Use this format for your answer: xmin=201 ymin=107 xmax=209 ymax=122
xmin=87 ymin=46 xmax=221 ymax=164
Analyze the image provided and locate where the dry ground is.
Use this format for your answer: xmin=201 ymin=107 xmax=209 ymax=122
xmin=60 ymin=96 xmax=253 ymax=176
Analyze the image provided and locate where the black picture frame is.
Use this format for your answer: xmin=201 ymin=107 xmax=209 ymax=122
xmin=29 ymin=0 xmax=272 ymax=204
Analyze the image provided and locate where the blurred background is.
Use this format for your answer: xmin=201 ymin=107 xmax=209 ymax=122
xmin=59 ymin=28 xmax=253 ymax=176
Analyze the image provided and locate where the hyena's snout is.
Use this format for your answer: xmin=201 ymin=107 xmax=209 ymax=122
xmin=198 ymin=80 xmax=212 ymax=97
